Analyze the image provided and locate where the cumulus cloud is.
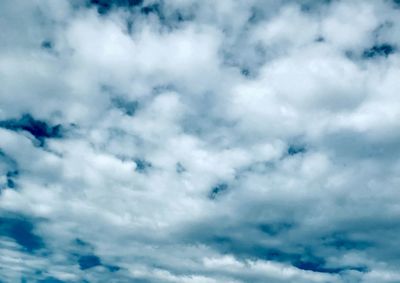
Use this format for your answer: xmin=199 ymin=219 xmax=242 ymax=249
xmin=1 ymin=0 xmax=400 ymax=282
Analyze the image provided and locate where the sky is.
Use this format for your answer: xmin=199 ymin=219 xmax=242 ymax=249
xmin=1 ymin=0 xmax=400 ymax=282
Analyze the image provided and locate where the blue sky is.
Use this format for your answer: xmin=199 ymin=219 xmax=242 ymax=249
xmin=1 ymin=0 xmax=400 ymax=282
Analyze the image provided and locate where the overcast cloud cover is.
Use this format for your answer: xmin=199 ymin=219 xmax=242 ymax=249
xmin=1 ymin=0 xmax=400 ymax=282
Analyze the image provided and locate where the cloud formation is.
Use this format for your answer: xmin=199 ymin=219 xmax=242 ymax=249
xmin=1 ymin=0 xmax=400 ymax=282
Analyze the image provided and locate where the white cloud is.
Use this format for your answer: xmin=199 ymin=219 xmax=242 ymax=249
xmin=1 ymin=0 xmax=400 ymax=282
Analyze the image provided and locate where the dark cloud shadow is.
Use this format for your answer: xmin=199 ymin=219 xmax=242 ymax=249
xmin=0 ymin=114 xmax=63 ymax=147
xmin=0 ymin=214 xmax=45 ymax=253
xmin=362 ymin=43 xmax=396 ymax=59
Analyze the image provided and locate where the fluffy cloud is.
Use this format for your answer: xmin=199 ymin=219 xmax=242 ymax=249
xmin=1 ymin=0 xmax=400 ymax=282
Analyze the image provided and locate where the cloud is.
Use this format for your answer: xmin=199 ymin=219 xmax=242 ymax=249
xmin=1 ymin=0 xmax=400 ymax=282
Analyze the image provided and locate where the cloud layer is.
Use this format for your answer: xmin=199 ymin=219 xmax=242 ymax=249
xmin=1 ymin=0 xmax=400 ymax=282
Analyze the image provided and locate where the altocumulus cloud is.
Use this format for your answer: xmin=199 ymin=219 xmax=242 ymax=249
xmin=1 ymin=0 xmax=400 ymax=282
